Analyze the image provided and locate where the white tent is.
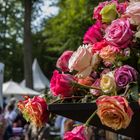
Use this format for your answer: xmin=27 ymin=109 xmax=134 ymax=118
xmin=21 ymin=59 xmax=50 ymax=91
xmin=3 ymin=81 xmax=40 ymax=96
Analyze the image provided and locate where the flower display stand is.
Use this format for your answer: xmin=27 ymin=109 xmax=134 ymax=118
xmin=48 ymin=102 xmax=140 ymax=140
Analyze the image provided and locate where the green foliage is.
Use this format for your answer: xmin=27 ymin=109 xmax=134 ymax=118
xmin=43 ymin=0 xmax=94 ymax=53
xmin=40 ymin=0 xmax=103 ymax=78
xmin=0 ymin=0 xmax=24 ymax=81
xmin=0 ymin=0 xmax=103 ymax=81
xmin=0 ymin=0 xmax=43 ymax=81
xmin=128 ymin=83 xmax=139 ymax=102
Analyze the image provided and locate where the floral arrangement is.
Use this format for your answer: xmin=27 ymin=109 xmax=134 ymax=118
xmin=18 ymin=0 xmax=140 ymax=139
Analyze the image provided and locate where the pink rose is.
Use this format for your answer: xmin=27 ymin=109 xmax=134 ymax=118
xmin=99 ymin=45 xmax=120 ymax=63
xmin=130 ymin=0 xmax=140 ymax=2
xmin=64 ymin=125 xmax=92 ymax=140
xmin=96 ymin=95 xmax=133 ymax=130
xmin=104 ymin=18 xmax=133 ymax=48
xmin=56 ymin=51 xmax=73 ymax=72
xmin=83 ymin=21 xmax=103 ymax=45
xmin=90 ymin=78 xmax=101 ymax=96
xmin=92 ymin=40 xmax=107 ymax=53
xmin=50 ymin=70 xmax=76 ymax=97
xmin=117 ymin=2 xmax=128 ymax=14
xmin=125 ymin=2 xmax=140 ymax=25
xmin=68 ymin=45 xmax=94 ymax=78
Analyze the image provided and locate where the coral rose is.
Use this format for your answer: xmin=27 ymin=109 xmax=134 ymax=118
xmin=56 ymin=51 xmax=73 ymax=72
xmin=17 ymin=96 xmax=50 ymax=128
xmin=78 ymin=76 xmax=94 ymax=86
xmin=50 ymin=70 xmax=76 ymax=97
xmin=104 ymin=18 xmax=133 ymax=49
xmin=99 ymin=45 xmax=120 ymax=63
xmin=83 ymin=21 xmax=103 ymax=45
xmin=125 ymin=2 xmax=140 ymax=25
xmin=96 ymin=95 xmax=133 ymax=130
xmin=114 ymin=65 xmax=137 ymax=88
xmin=64 ymin=125 xmax=93 ymax=140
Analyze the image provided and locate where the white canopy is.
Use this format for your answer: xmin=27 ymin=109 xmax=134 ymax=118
xmin=21 ymin=59 xmax=50 ymax=91
xmin=3 ymin=81 xmax=40 ymax=96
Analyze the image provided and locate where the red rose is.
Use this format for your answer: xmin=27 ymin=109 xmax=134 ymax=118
xmin=50 ymin=70 xmax=76 ymax=97
xmin=56 ymin=51 xmax=73 ymax=72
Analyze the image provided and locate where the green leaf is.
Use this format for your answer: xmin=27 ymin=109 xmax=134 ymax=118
xmin=128 ymin=83 xmax=139 ymax=102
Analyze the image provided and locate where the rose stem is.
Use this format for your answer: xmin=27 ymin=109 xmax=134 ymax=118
xmin=84 ymin=110 xmax=97 ymax=126
xmin=73 ymin=82 xmax=101 ymax=91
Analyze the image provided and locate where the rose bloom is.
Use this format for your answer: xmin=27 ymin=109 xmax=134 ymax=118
xmin=125 ymin=2 xmax=140 ymax=25
xmin=130 ymin=0 xmax=140 ymax=2
xmin=93 ymin=1 xmax=108 ymax=20
xmin=99 ymin=45 xmax=120 ymax=63
xmin=18 ymin=96 xmax=49 ymax=128
xmin=93 ymin=1 xmax=127 ymax=21
xmin=100 ymin=68 xmax=110 ymax=76
xmin=64 ymin=125 xmax=93 ymax=140
xmin=117 ymin=2 xmax=128 ymax=14
xmin=90 ymin=78 xmax=101 ymax=96
xmin=100 ymin=72 xmax=116 ymax=95
xmin=104 ymin=18 xmax=133 ymax=49
xmin=83 ymin=21 xmax=103 ymax=45
xmin=100 ymin=3 xmax=118 ymax=23
xmin=96 ymin=95 xmax=133 ymax=130
xmin=56 ymin=51 xmax=73 ymax=72
xmin=114 ymin=65 xmax=137 ymax=88
xmin=92 ymin=40 xmax=108 ymax=53
xmin=75 ymin=53 xmax=101 ymax=78
xmin=78 ymin=76 xmax=94 ymax=86
xmin=68 ymin=45 xmax=94 ymax=78
xmin=69 ymin=45 xmax=92 ymax=72
xmin=50 ymin=70 xmax=76 ymax=97
xmin=91 ymin=53 xmax=101 ymax=70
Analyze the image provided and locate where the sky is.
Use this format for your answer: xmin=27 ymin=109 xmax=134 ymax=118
xmin=32 ymin=0 xmax=59 ymax=30
xmin=42 ymin=0 xmax=59 ymax=17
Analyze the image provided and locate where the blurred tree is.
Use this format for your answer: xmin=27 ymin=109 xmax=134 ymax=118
xmin=0 ymin=0 xmax=102 ymax=82
xmin=0 ymin=0 xmax=43 ymax=82
xmin=0 ymin=0 xmax=24 ymax=81
xmin=40 ymin=0 xmax=103 ymax=78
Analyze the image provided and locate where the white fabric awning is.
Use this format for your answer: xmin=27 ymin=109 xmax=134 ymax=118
xmin=21 ymin=59 xmax=50 ymax=91
xmin=32 ymin=59 xmax=50 ymax=90
xmin=3 ymin=81 xmax=40 ymax=96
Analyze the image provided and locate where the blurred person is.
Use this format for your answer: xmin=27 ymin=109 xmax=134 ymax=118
xmin=5 ymin=103 xmax=17 ymax=125
xmin=3 ymin=103 xmax=18 ymax=139
xmin=0 ymin=107 xmax=7 ymax=140
xmin=24 ymin=123 xmax=50 ymax=140
xmin=54 ymin=115 xmax=63 ymax=130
